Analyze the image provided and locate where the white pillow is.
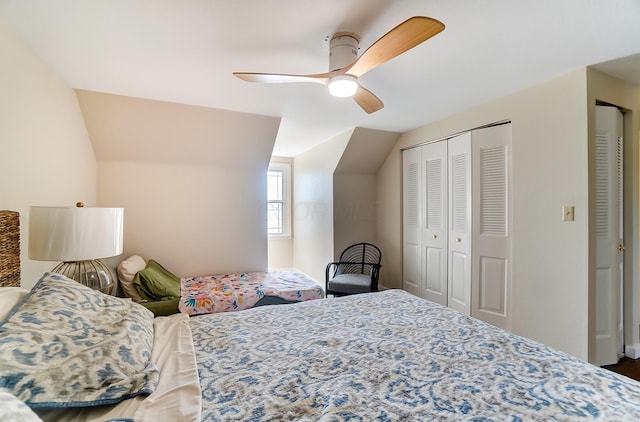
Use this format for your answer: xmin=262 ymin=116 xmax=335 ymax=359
xmin=0 ymin=390 xmax=43 ymax=422
xmin=0 ymin=287 xmax=29 ymax=321
xmin=117 ymin=255 xmax=147 ymax=303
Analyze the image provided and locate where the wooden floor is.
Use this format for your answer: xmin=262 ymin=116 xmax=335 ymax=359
xmin=602 ymin=357 xmax=640 ymax=382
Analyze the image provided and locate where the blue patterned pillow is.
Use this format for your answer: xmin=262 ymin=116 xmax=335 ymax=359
xmin=0 ymin=273 xmax=159 ymax=408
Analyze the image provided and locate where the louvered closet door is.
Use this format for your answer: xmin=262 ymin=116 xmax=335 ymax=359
xmin=403 ymin=147 xmax=422 ymax=297
xmin=447 ymin=132 xmax=472 ymax=315
xmin=471 ymin=124 xmax=512 ymax=331
xmin=421 ymin=141 xmax=448 ymax=305
xmin=594 ymin=105 xmax=624 ymax=366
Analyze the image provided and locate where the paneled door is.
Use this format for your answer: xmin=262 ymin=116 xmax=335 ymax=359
xmin=421 ymin=140 xmax=449 ymax=305
xmin=447 ymin=132 xmax=472 ymax=315
xmin=471 ymin=124 xmax=512 ymax=331
xmin=594 ymin=105 xmax=624 ymax=366
xmin=402 ymin=146 xmax=422 ymax=297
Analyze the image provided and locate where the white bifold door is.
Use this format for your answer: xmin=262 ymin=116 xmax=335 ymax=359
xmin=402 ymin=124 xmax=512 ymax=330
xmin=446 ymin=133 xmax=472 ymax=315
xmin=471 ymin=125 xmax=512 ymax=331
xmin=594 ymin=105 xmax=624 ymax=366
xmin=421 ymin=139 xmax=450 ymax=306
xmin=402 ymin=146 xmax=422 ymax=297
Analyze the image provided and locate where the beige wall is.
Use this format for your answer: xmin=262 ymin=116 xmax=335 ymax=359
xmin=292 ymin=130 xmax=351 ymax=283
xmin=76 ymin=91 xmax=280 ymax=277
xmin=0 ymin=22 xmax=97 ymax=289
xmin=333 ymin=173 xmax=377 ymax=256
xmin=268 ymin=236 xmax=294 ymax=270
xmin=378 ymin=70 xmax=592 ymax=359
xmin=97 ymin=160 xmax=269 ymax=277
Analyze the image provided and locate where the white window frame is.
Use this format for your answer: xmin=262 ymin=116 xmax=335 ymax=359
xmin=267 ymin=162 xmax=291 ymax=238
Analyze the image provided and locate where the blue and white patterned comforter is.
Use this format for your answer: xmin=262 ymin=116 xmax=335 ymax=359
xmin=190 ymin=289 xmax=640 ymax=421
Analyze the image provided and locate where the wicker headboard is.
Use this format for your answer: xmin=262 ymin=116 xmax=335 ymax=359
xmin=0 ymin=210 xmax=20 ymax=287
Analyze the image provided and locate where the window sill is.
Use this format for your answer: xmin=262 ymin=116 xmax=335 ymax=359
xmin=268 ymin=234 xmax=292 ymax=240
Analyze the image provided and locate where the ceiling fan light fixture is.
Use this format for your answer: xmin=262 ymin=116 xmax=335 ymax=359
xmin=328 ymin=75 xmax=358 ymax=97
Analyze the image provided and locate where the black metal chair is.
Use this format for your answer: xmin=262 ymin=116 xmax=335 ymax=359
xmin=325 ymin=243 xmax=382 ymax=296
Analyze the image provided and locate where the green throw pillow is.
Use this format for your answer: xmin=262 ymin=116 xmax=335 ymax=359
xmin=132 ymin=259 xmax=180 ymax=301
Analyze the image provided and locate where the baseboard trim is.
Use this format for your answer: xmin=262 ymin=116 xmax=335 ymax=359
xmin=625 ymin=344 xmax=640 ymax=359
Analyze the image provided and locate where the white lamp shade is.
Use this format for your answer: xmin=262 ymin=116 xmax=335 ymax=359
xmin=29 ymin=206 xmax=124 ymax=261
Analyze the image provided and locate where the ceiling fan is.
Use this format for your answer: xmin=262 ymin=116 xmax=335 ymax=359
xmin=233 ymin=16 xmax=445 ymax=114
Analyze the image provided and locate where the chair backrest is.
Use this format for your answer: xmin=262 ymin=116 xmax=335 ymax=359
xmin=335 ymin=243 xmax=381 ymax=276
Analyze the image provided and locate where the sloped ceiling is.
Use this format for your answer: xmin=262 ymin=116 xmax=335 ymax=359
xmin=2 ymin=0 xmax=640 ymax=157
xmin=591 ymin=53 xmax=640 ymax=85
xmin=335 ymin=128 xmax=400 ymax=174
xmin=75 ymin=89 xmax=280 ymax=167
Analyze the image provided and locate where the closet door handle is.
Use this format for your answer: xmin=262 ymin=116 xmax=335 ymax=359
xmin=432 ymin=234 xmax=437 ymax=239
xmin=456 ymin=237 xmax=462 ymax=243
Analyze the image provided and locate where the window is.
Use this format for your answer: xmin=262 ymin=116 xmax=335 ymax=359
xmin=267 ymin=163 xmax=291 ymax=237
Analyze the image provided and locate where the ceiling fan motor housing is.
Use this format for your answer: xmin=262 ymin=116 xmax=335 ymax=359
xmin=329 ymin=33 xmax=359 ymax=71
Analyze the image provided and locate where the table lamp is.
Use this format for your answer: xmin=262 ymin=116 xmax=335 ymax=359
xmin=28 ymin=203 xmax=124 ymax=295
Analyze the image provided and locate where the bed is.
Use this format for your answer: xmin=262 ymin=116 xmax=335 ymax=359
xmin=4 ymin=275 xmax=640 ymax=421
xmin=179 ymin=269 xmax=325 ymax=315
xmin=3 ymin=211 xmax=640 ymax=421
xmin=115 ymin=255 xmax=324 ymax=316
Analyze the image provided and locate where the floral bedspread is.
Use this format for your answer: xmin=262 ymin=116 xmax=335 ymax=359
xmin=179 ymin=269 xmax=324 ymax=315
xmin=190 ymin=289 xmax=640 ymax=421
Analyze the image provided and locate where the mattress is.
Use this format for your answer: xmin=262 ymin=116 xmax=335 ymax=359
xmin=190 ymin=289 xmax=640 ymax=420
xmin=179 ymin=269 xmax=324 ymax=315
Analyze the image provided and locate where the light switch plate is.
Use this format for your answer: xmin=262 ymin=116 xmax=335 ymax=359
xmin=563 ymin=205 xmax=575 ymax=221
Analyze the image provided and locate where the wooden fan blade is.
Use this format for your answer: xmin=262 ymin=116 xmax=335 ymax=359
xmin=353 ymin=85 xmax=384 ymax=114
xmin=233 ymin=72 xmax=329 ymax=84
xmin=346 ymin=16 xmax=445 ymax=78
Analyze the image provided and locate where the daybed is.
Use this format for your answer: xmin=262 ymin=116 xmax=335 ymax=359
xmin=179 ymin=269 xmax=325 ymax=315
xmin=115 ymin=255 xmax=324 ymax=316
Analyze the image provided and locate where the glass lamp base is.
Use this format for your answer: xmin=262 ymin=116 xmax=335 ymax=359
xmin=52 ymin=259 xmax=116 ymax=295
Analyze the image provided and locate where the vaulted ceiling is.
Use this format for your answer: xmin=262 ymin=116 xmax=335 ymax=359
xmin=1 ymin=0 xmax=639 ymax=157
